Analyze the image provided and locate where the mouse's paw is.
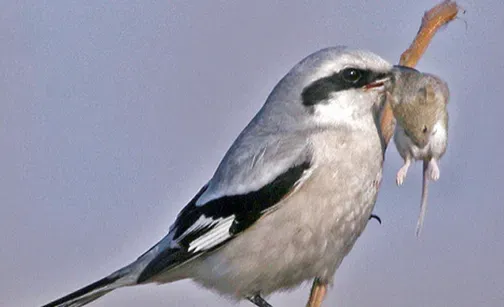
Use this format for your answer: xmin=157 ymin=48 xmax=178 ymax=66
xmin=396 ymin=161 xmax=411 ymax=186
xmin=396 ymin=170 xmax=406 ymax=186
xmin=428 ymin=159 xmax=440 ymax=181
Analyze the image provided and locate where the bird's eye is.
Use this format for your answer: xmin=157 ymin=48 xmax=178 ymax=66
xmin=422 ymin=126 xmax=428 ymax=133
xmin=341 ymin=68 xmax=362 ymax=83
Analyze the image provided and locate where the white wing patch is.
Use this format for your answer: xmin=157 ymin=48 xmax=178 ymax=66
xmin=187 ymin=216 xmax=235 ymax=253
xmin=172 ymin=214 xmax=236 ymax=254
xmin=177 ymin=214 xmax=218 ymax=238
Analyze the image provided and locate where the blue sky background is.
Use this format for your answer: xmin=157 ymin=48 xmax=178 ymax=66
xmin=2 ymin=1 xmax=503 ymax=306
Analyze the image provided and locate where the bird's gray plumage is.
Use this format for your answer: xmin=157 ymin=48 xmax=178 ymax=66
xmin=42 ymin=46 xmax=394 ymax=307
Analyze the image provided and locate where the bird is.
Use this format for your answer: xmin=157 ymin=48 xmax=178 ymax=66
xmin=41 ymin=46 xmax=397 ymax=307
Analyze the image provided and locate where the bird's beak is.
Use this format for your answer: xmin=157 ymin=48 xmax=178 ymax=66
xmin=364 ymin=77 xmax=388 ymax=90
xmin=364 ymin=72 xmax=391 ymax=91
xmin=365 ymin=65 xmax=418 ymax=91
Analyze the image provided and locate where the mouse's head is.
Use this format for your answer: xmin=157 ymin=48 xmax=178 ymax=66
xmin=388 ymin=69 xmax=449 ymax=148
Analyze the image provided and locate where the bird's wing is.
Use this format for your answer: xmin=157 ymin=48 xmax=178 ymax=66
xmin=137 ymin=134 xmax=313 ymax=283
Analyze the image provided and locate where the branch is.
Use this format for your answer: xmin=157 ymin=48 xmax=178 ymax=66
xmin=380 ymin=0 xmax=461 ymax=148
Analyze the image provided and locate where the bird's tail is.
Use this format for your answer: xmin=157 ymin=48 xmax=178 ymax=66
xmin=41 ymin=266 xmax=134 ymax=307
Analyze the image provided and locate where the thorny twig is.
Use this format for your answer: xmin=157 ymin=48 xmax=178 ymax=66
xmin=380 ymin=0 xmax=461 ymax=148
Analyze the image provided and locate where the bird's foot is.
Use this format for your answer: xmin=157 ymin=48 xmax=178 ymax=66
xmin=247 ymin=294 xmax=273 ymax=307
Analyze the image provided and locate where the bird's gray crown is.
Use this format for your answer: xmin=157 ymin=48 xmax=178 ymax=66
xmin=297 ymin=47 xmax=392 ymax=106
xmin=256 ymin=47 xmax=392 ymax=116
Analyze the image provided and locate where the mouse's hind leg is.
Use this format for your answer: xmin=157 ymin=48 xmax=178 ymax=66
xmin=396 ymin=157 xmax=412 ymax=186
xmin=427 ymin=158 xmax=440 ymax=181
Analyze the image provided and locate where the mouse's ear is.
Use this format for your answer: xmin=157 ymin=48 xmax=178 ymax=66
xmin=438 ymin=81 xmax=450 ymax=104
xmin=416 ymin=87 xmax=427 ymax=104
xmin=422 ymin=84 xmax=436 ymax=104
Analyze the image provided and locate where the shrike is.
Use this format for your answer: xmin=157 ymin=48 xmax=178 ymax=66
xmin=42 ymin=46 xmax=397 ymax=307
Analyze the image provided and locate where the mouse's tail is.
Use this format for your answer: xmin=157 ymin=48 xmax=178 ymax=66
xmin=416 ymin=159 xmax=430 ymax=237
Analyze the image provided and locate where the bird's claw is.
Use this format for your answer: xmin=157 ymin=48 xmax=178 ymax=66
xmin=369 ymin=214 xmax=382 ymax=224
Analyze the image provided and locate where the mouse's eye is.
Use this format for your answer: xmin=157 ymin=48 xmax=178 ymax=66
xmin=341 ymin=68 xmax=362 ymax=83
xmin=422 ymin=126 xmax=428 ymax=133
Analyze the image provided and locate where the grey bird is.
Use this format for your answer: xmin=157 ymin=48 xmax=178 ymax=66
xmin=42 ymin=46 xmax=396 ymax=307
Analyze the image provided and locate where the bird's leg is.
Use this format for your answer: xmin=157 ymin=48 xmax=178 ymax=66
xmin=247 ymin=294 xmax=273 ymax=307
xmin=396 ymin=157 xmax=412 ymax=186
xmin=306 ymin=278 xmax=327 ymax=307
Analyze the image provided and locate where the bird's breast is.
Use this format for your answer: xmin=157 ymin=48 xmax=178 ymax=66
xmin=291 ymin=128 xmax=383 ymax=270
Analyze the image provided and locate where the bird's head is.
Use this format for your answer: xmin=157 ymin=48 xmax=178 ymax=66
xmin=262 ymin=46 xmax=394 ymax=133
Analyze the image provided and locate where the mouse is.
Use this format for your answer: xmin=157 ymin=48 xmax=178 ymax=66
xmin=387 ymin=67 xmax=449 ymax=237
